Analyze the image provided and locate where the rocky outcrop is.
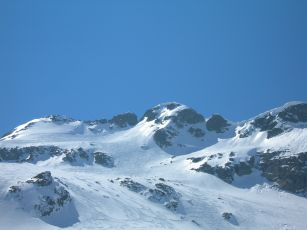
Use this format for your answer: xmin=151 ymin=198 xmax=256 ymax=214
xmin=258 ymin=151 xmax=307 ymax=195
xmin=206 ymin=114 xmax=230 ymax=133
xmin=238 ymin=102 xmax=307 ymax=139
xmin=222 ymin=212 xmax=238 ymax=225
xmin=119 ymin=178 xmax=183 ymax=212
xmin=141 ymin=103 xmax=208 ymax=154
xmin=191 ymin=149 xmax=307 ymax=196
xmin=153 ymin=129 xmax=177 ymax=148
xmin=191 ymin=152 xmax=254 ymax=183
xmin=120 ymin=178 xmax=147 ymax=193
xmin=109 ymin=112 xmax=138 ymax=128
xmin=0 ymin=146 xmax=64 ymax=163
xmin=62 ymin=147 xmax=89 ymax=163
xmin=6 ymin=171 xmax=78 ymax=226
xmin=94 ymin=152 xmax=115 ymax=167
xmin=0 ymin=146 xmax=116 ymax=168
xmin=278 ymin=103 xmax=307 ymax=123
xmin=195 ymin=162 xmax=234 ymax=183
xmin=148 ymin=183 xmax=182 ymax=212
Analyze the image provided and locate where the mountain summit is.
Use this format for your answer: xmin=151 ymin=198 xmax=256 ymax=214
xmin=0 ymin=101 xmax=307 ymax=229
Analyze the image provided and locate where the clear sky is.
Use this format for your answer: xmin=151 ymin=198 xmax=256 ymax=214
xmin=0 ymin=0 xmax=306 ymax=135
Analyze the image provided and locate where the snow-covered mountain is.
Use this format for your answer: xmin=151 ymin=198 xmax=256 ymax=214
xmin=1 ymin=101 xmax=307 ymax=229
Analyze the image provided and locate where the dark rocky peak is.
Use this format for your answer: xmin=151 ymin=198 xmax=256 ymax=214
xmin=141 ymin=102 xmax=182 ymax=122
xmin=84 ymin=118 xmax=108 ymax=126
xmin=141 ymin=102 xmax=205 ymax=126
xmin=277 ymin=102 xmax=307 ymax=123
xmin=26 ymin=171 xmax=53 ymax=186
xmin=238 ymin=102 xmax=307 ymax=139
xmin=7 ymin=171 xmax=78 ymax=227
xmin=206 ymin=114 xmax=230 ymax=133
xmin=109 ymin=112 xmax=138 ymax=128
xmin=47 ymin=115 xmax=77 ymax=123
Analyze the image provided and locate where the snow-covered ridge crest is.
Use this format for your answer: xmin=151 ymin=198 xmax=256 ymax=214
xmin=0 ymin=112 xmax=138 ymax=141
xmin=0 ymin=101 xmax=307 ymax=229
xmin=237 ymin=101 xmax=307 ymax=139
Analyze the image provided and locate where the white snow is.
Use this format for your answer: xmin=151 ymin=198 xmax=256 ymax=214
xmin=1 ymin=102 xmax=307 ymax=229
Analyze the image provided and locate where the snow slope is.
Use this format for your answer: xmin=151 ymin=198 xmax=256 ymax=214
xmin=0 ymin=102 xmax=307 ymax=229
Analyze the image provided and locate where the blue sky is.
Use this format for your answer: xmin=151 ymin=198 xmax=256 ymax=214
xmin=0 ymin=0 xmax=306 ymax=134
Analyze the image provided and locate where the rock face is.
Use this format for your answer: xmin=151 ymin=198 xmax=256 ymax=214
xmin=278 ymin=103 xmax=307 ymax=122
xmin=191 ymin=152 xmax=254 ymax=184
xmin=94 ymin=152 xmax=115 ymax=168
xmin=191 ymin=149 xmax=307 ymax=196
xmin=119 ymin=178 xmax=183 ymax=212
xmin=62 ymin=148 xmax=89 ymax=163
xmin=206 ymin=114 xmax=230 ymax=133
xmin=6 ymin=171 xmax=78 ymax=226
xmin=222 ymin=212 xmax=238 ymax=225
xmin=26 ymin=171 xmax=54 ymax=187
xmin=142 ymin=103 xmax=208 ymax=154
xmin=195 ymin=162 xmax=234 ymax=183
xmin=109 ymin=112 xmax=138 ymax=128
xmin=238 ymin=102 xmax=307 ymax=139
xmin=0 ymin=146 xmax=115 ymax=168
xmin=148 ymin=183 xmax=182 ymax=212
xmin=120 ymin=178 xmax=147 ymax=193
xmin=0 ymin=146 xmax=64 ymax=163
xmin=259 ymin=151 xmax=307 ymax=195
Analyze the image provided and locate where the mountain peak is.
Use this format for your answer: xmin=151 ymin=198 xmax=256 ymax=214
xmin=140 ymin=102 xmax=205 ymax=125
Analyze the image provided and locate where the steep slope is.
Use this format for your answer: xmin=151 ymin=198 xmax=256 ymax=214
xmin=187 ymin=102 xmax=307 ymax=195
xmin=139 ymin=102 xmax=235 ymax=155
xmin=0 ymin=101 xmax=307 ymax=229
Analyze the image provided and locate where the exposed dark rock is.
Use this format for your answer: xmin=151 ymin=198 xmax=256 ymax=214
xmin=62 ymin=148 xmax=89 ymax=163
xmin=187 ymin=157 xmax=204 ymax=163
xmin=222 ymin=212 xmax=238 ymax=225
xmin=239 ymin=103 xmax=307 ymax=139
xmin=7 ymin=171 xmax=74 ymax=218
xmin=278 ymin=103 xmax=307 ymax=123
xmin=26 ymin=171 xmax=53 ymax=186
xmin=153 ymin=129 xmax=174 ymax=148
xmin=173 ymin=108 xmax=205 ymax=126
xmin=193 ymin=153 xmax=255 ymax=183
xmin=238 ymin=113 xmax=286 ymax=139
xmin=94 ymin=152 xmax=114 ymax=168
xmin=238 ymin=128 xmax=253 ymax=138
xmin=0 ymin=146 xmax=64 ymax=163
xmin=234 ymin=162 xmax=252 ymax=176
xmin=148 ymin=183 xmax=182 ymax=211
xmin=253 ymin=114 xmax=277 ymax=131
xmin=166 ymin=103 xmax=181 ymax=110
xmin=259 ymin=151 xmax=307 ymax=194
xmin=195 ymin=163 xmax=234 ymax=183
xmin=188 ymin=127 xmax=205 ymax=137
xmin=215 ymin=166 xmax=234 ymax=184
xmin=120 ymin=178 xmax=147 ymax=193
xmin=8 ymin=185 xmax=21 ymax=193
xmin=109 ymin=112 xmax=138 ymax=128
xmin=222 ymin=212 xmax=233 ymax=220
xmin=119 ymin=179 xmax=182 ymax=212
xmin=48 ymin=115 xmax=76 ymax=123
xmin=142 ymin=107 xmax=159 ymax=122
xmin=206 ymin=114 xmax=230 ymax=133
xmin=84 ymin=119 xmax=108 ymax=126
xmin=267 ymin=128 xmax=284 ymax=139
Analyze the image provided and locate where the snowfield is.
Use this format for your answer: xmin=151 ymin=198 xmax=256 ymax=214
xmin=1 ymin=102 xmax=307 ymax=229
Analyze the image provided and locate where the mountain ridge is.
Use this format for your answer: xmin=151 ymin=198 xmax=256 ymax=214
xmin=1 ymin=101 xmax=307 ymax=229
